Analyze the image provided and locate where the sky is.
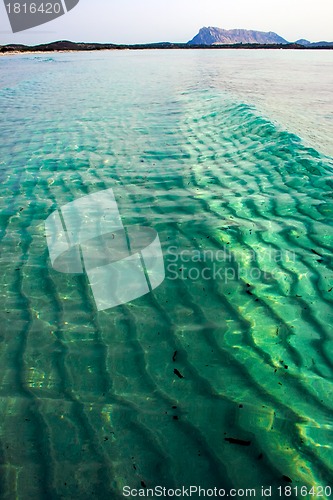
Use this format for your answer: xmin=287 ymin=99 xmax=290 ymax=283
xmin=0 ymin=0 xmax=332 ymax=45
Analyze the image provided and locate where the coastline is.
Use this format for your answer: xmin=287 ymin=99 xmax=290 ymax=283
xmin=0 ymin=50 xmax=105 ymax=56
xmin=1 ymin=40 xmax=333 ymax=55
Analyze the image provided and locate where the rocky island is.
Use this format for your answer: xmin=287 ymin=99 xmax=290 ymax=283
xmin=188 ymin=27 xmax=288 ymax=45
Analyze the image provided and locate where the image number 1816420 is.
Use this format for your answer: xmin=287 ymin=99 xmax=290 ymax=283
xmin=4 ymin=0 xmax=80 ymax=33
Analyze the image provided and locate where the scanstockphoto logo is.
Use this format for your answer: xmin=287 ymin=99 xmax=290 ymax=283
xmin=4 ymin=0 xmax=80 ymax=33
xmin=165 ymin=246 xmax=296 ymax=283
xmin=45 ymin=189 xmax=165 ymax=312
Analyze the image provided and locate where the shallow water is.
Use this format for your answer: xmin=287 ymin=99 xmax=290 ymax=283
xmin=0 ymin=50 xmax=333 ymax=499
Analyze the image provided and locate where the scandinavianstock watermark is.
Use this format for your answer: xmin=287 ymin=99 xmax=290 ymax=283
xmin=4 ymin=0 xmax=80 ymax=33
xmin=165 ymin=245 xmax=296 ymax=283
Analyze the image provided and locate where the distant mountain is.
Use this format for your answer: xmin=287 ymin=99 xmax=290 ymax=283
xmin=309 ymin=41 xmax=333 ymax=47
xmin=188 ymin=27 xmax=288 ymax=45
xmin=310 ymin=41 xmax=333 ymax=47
xmin=295 ymin=39 xmax=311 ymax=45
xmin=296 ymin=38 xmax=333 ymax=47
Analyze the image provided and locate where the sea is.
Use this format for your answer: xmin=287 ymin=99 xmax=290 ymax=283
xmin=0 ymin=49 xmax=332 ymax=499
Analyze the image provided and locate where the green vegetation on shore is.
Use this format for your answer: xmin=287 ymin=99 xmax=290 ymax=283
xmin=1 ymin=39 xmax=333 ymax=53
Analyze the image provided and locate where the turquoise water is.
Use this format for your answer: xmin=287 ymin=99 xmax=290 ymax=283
xmin=0 ymin=50 xmax=333 ymax=499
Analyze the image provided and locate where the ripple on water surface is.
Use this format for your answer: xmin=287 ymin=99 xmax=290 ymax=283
xmin=0 ymin=52 xmax=333 ymax=499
